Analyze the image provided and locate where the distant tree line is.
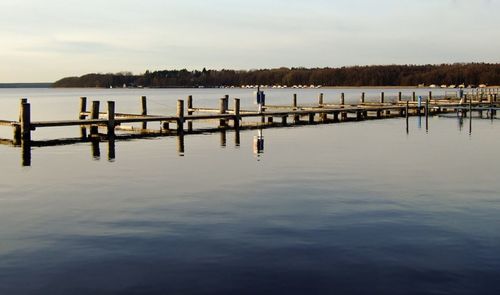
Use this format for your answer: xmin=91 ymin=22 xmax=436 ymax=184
xmin=52 ymin=63 xmax=500 ymax=88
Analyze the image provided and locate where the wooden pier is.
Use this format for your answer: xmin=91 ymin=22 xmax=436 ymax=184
xmin=0 ymin=90 xmax=499 ymax=166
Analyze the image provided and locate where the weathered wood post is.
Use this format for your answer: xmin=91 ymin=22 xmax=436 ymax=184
xmin=234 ymin=98 xmax=240 ymax=128
xmin=318 ymin=93 xmax=324 ymax=106
xmin=340 ymin=93 xmax=347 ymax=120
xmin=90 ymin=100 xmax=100 ymax=136
xmin=309 ymin=112 xmax=315 ymax=123
xmin=333 ymin=111 xmax=340 ymax=122
xmin=429 ymin=91 xmax=433 ymax=101
xmin=20 ymin=100 xmax=31 ymax=144
xmin=412 ymin=92 xmax=416 ymax=102
xmin=141 ymin=96 xmax=148 ymax=129
xmin=79 ymin=97 xmax=87 ymax=119
xmin=219 ymin=97 xmax=227 ymax=127
xmin=79 ymin=96 xmax=88 ymax=138
xmin=13 ymin=98 xmax=28 ymax=144
xmin=107 ymin=101 xmax=115 ymax=137
xmin=398 ymin=92 xmax=402 ymax=103
xmin=19 ymin=100 xmax=32 ymax=166
xmin=380 ymin=92 xmax=385 ymax=104
xmin=293 ymin=94 xmax=299 ymax=123
xmin=177 ymin=99 xmax=184 ymax=133
xmin=187 ymin=95 xmax=193 ymax=132
xmin=224 ymin=95 xmax=230 ymax=110
xmin=361 ymin=92 xmax=365 ymax=104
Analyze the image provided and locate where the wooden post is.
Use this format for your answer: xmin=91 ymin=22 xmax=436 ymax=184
xmin=79 ymin=97 xmax=87 ymax=119
xmin=20 ymin=101 xmax=32 ymax=166
xmin=20 ymin=101 xmax=31 ymax=143
xmin=234 ymin=98 xmax=240 ymax=128
xmin=282 ymin=115 xmax=287 ymax=125
xmin=14 ymin=98 xmax=28 ymax=144
xmin=293 ymin=94 xmax=299 ymax=123
xmin=219 ymin=97 xmax=227 ymax=127
xmin=79 ymin=97 xmax=88 ymax=138
xmin=177 ymin=99 xmax=184 ymax=133
xmin=309 ymin=113 xmax=315 ymax=123
xmin=224 ymin=95 xmax=229 ymax=110
xmin=90 ymin=100 xmax=100 ymax=136
xmin=107 ymin=101 xmax=115 ymax=137
xmin=340 ymin=93 xmax=345 ymax=106
xmin=356 ymin=110 xmax=363 ymax=121
xmin=187 ymin=95 xmax=193 ymax=132
xmin=398 ymin=92 xmax=402 ymax=103
xmin=141 ymin=96 xmax=147 ymax=129
xmin=319 ymin=93 xmax=326 ymax=121
xmin=380 ymin=92 xmax=385 ymax=104
xmin=333 ymin=111 xmax=339 ymax=122
xmin=361 ymin=92 xmax=365 ymax=104
xmin=429 ymin=91 xmax=433 ymax=101
xmin=412 ymin=92 xmax=416 ymax=102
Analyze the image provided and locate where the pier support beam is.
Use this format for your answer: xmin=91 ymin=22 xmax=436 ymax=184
xmin=107 ymin=101 xmax=115 ymax=137
xmin=187 ymin=95 xmax=193 ymax=132
xmin=90 ymin=100 xmax=100 ymax=136
xmin=219 ymin=97 xmax=227 ymax=127
xmin=141 ymin=96 xmax=147 ymax=129
xmin=177 ymin=100 xmax=184 ymax=133
xmin=234 ymin=98 xmax=240 ymax=128
xmin=79 ymin=96 xmax=87 ymax=138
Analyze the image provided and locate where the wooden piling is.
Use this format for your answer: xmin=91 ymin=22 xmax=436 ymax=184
xmin=107 ymin=101 xmax=115 ymax=137
xmin=293 ymin=94 xmax=299 ymax=123
xmin=219 ymin=97 xmax=227 ymax=127
xmin=90 ymin=101 xmax=100 ymax=136
xmin=309 ymin=113 xmax=315 ymax=123
xmin=79 ymin=97 xmax=87 ymax=119
xmin=412 ymin=92 xmax=416 ymax=102
xmin=380 ymin=92 xmax=385 ymax=104
xmin=141 ymin=96 xmax=147 ymax=129
xmin=187 ymin=95 xmax=193 ymax=132
xmin=429 ymin=91 xmax=432 ymax=101
xmin=20 ymin=101 xmax=31 ymax=143
xmin=361 ymin=92 xmax=365 ymax=104
xmin=340 ymin=93 xmax=345 ymax=106
xmin=234 ymin=98 xmax=240 ymax=128
xmin=177 ymin=99 xmax=184 ymax=132
xmin=398 ymin=92 xmax=402 ymax=103
xmin=318 ymin=93 xmax=324 ymax=106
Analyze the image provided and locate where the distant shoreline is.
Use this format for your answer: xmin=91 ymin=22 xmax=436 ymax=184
xmin=0 ymin=83 xmax=52 ymax=88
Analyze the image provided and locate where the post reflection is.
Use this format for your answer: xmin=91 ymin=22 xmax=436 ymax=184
xmin=253 ymin=129 xmax=264 ymax=158
xmin=91 ymin=139 xmax=101 ymax=160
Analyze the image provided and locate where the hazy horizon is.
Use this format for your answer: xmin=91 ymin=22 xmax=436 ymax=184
xmin=1 ymin=0 xmax=499 ymax=83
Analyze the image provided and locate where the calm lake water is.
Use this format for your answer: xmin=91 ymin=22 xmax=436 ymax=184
xmin=1 ymin=88 xmax=499 ymax=294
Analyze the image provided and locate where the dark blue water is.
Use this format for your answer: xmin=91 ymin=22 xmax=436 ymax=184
xmin=1 ymin=89 xmax=500 ymax=294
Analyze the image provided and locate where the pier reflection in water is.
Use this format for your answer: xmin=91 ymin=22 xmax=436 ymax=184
xmin=13 ymin=114 xmax=496 ymax=167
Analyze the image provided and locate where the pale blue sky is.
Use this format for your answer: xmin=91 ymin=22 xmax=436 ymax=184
xmin=0 ymin=0 xmax=498 ymax=82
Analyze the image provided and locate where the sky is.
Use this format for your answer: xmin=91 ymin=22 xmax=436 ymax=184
xmin=0 ymin=0 xmax=499 ymax=82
